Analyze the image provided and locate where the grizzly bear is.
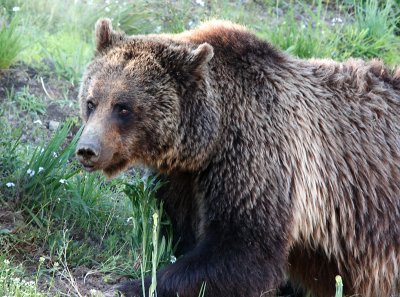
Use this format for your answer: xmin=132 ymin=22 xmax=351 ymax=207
xmin=76 ymin=18 xmax=400 ymax=297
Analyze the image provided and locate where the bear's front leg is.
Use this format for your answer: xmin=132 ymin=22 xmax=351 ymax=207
xmin=115 ymin=278 xmax=149 ymax=297
xmin=116 ymin=227 xmax=286 ymax=297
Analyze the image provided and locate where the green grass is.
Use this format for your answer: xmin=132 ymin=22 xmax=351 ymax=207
xmin=0 ymin=256 xmax=52 ymax=297
xmin=125 ymin=176 xmax=174 ymax=296
xmin=0 ymin=121 xmax=175 ymax=295
xmin=0 ymin=14 xmax=23 ymax=69
xmin=259 ymin=0 xmax=332 ymax=58
xmin=333 ymin=0 xmax=400 ymax=64
xmin=11 ymin=86 xmax=47 ymax=115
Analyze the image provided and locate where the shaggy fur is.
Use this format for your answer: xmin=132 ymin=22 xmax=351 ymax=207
xmin=76 ymin=19 xmax=400 ymax=297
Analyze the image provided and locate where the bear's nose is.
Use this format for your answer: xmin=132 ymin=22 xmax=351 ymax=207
xmin=76 ymin=142 xmax=100 ymax=163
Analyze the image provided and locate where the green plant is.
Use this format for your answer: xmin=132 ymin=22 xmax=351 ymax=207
xmin=258 ymin=0 xmax=333 ymax=59
xmin=0 ymin=15 xmax=23 ymax=69
xmin=0 ymin=131 xmax=22 ymax=179
xmin=0 ymin=256 xmax=52 ymax=297
xmin=124 ymin=176 xmax=174 ymax=287
xmin=40 ymin=31 xmax=92 ymax=85
xmin=13 ymin=86 xmax=47 ymax=115
xmin=334 ymin=0 xmax=400 ymax=64
xmin=335 ymin=275 xmax=343 ymax=297
xmin=0 ymin=120 xmax=141 ymax=274
xmin=20 ymin=122 xmax=80 ymax=208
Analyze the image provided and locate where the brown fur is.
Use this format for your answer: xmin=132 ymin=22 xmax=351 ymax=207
xmin=77 ymin=19 xmax=400 ymax=297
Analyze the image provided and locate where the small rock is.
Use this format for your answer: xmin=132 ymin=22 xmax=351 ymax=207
xmin=48 ymin=120 xmax=60 ymax=131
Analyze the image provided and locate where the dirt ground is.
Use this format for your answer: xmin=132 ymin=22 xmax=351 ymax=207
xmin=0 ymin=62 xmax=80 ymax=143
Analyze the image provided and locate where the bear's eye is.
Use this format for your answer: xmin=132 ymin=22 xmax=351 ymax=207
xmin=87 ymin=101 xmax=96 ymax=112
xmin=115 ymin=104 xmax=131 ymax=117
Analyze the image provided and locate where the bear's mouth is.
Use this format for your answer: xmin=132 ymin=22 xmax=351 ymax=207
xmin=82 ymin=164 xmax=96 ymax=172
xmin=77 ymin=151 xmax=130 ymax=177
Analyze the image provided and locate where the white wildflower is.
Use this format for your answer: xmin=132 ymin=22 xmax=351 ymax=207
xmin=195 ymin=0 xmax=205 ymax=6
xmin=12 ymin=6 xmax=20 ymax=12
xmin=38 ymin=167 xmax=44 ymax=173
xmin=59 ymin=179 xmax=67 ymax=184
xmin=53 ymin=262 xmax=60 ymax=268
xmin=4 ymin=259 xmax=10 ymax=265
xmin=331 ymin=17 xmax=343 ymax=25
xmin=170 ymin=255 xmax=177 ymax=263
xmin=52 ymin=152 xmax=58 ymax=158
xmin=39 ymin=256 xmax=46 ymax=263
xmin=27 ymin=169 xmax=35 ymax=177
xmin=6 ymin=182 xmax=15 ymax=188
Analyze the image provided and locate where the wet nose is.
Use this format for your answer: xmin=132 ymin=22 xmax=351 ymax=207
xmin=76 ymin=142 xmax=100 ymax=162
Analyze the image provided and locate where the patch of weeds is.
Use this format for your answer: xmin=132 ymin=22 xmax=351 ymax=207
xmin=209 ymin=0 xmax=259 ymax=27
xmin=40 ymin=31 xmax=92 ymax=85
xmin=0 ymin=128 xmax=22 ymax=180
xmin=57 ymin=89 xmax=79 ymax=109
xmin=0 ymin=121 xmax=143 ymax=279
xmin=157 ymin=1 xmax=196 ymax=33
xmin=18 ymin=122 xmax=82 ymax=227
xmin=0 ymin=256 xmax=51 ymax=297
xmin=12 ymin=86 xmax=47 ymax=115
xmin=124 ymin=175 xmax=174 ymax=280
xmin=334 ymin=0 xmax=400 ymax=64
xmin=259 ymin=0 xmax=334 ymax=58
xmin=103 ymin=1 xmax=159 ymax=35
xmin=0 ymin=14 xmax=23 ymax=69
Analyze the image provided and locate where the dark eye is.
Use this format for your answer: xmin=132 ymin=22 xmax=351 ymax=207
xmin=115 ymin=104 xmax=131 ymax=117
xmin=87 ymin=101 xmax=95 ymax=111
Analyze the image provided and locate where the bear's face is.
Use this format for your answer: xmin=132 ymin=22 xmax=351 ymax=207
xmin=76 ymin=19 xmax=213 ymax=177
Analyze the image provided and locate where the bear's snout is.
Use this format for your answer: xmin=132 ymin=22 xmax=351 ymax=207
xmin=76 ymin=120 xmax=118 ymax=173
xmin=76 ymin=122 xmax=103 ymax=171
xmin=76 ymin=141 xmax=99 ymax=161
xmin=76 ymin=139 xmax=101 ymax=171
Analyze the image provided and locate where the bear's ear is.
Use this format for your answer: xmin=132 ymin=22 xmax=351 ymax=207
xmin=95 ymin=18 xmax=124 ymax=54
xmin=160 ymin=43 xmax=214 ymax=88
xmin=184 ymin=43 xmax=214 ymax=81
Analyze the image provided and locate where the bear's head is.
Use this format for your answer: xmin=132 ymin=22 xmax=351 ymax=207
xmin=76 ymin=19 xmax=215 ymax=177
